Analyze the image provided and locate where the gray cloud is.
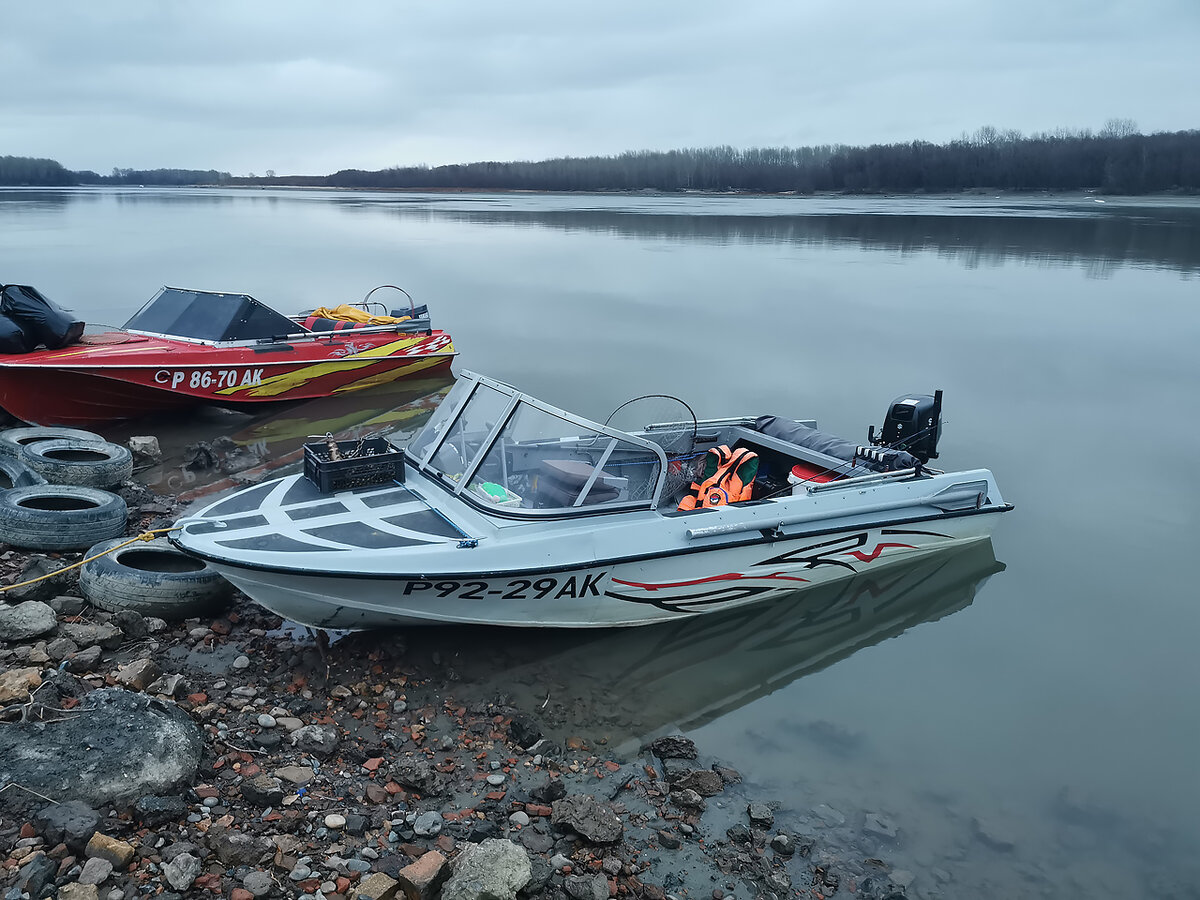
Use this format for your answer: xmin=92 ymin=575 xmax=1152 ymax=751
xmin=1 ymin=0 xmax=1196 ymax=174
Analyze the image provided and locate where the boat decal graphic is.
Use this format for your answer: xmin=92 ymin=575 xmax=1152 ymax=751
xmin=756 ymin=529 xmax=943 ymax=571
xmin=330 ymin=341 xmax=371 ymax=357
xmin=605 ymin=584 xmax=781 ymax=612
xmin=847 ymin=542 xmax=916 ymax=562
xmin=330 ymin=356 xmax=451 ymax=394
xmin=214 ymin=334 xmax=453 ymax=398
xmin=611 ymin=571 xmax=810 ymax=591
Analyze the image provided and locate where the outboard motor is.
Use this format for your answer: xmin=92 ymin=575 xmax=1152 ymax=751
xmin=870 ymin=390 xmax=943 ymax=463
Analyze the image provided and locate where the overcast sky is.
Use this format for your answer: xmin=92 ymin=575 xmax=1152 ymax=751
xmin=2 ymin=0 xmax=1197 ymax=176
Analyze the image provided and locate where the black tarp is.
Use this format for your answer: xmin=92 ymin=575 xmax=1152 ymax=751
xmin=0 ymin=285 xmax=84 ymax=350
xmin=755 ymin=415 xmax=920 ymax=472
xmin=0 ymin=312 xmax=35 ymax=354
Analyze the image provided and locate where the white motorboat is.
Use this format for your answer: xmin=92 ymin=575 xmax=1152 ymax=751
xmin=172 ymin=370 xmax=1012 ymax=629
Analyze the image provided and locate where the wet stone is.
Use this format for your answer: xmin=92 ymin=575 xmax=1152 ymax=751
xmin=135 ymin=801 xmax=186 ymax=830
xmin=34 ymin=800 xmax=100 ymax=852
xmin=67 ymin=644 xmax=102 ymax=672
xmin=0 ymin=666 xmax=41 ymax=703
xmin=565 ymin=873 xmax=610 ymax=900
xmin=274 ymin=765 xmax=315 ymax=785
xmin=111 ymin=610 xmax=149 ymax=641
xmin=649 ymin=735 xmax=698 ymax=760
xmin=551 ymin=795 xmax=623 ymax=843
xmin=48 ymin=595 xmax=86 ymax=617
xmin=518 ymin=829 xmax=554 ymax=854
xmin=413 ymin=810 xmax=443 ymax=836
xmin=529 ymin=778 xmax=567 ymax=804
xmin=672 ymin=768 xmax=724 ymax=797
xmin=864 ymin=811 xmax=899 ymax=839
xmin=85 ymin=834 xmax=135 ymax=869
xmin=769 ymin=833 xmax=796 ymax=856
xmin=290 ymin=724 xmax=339 ymax=756
xmin=972 ymin=815 xmax=1016 ymax=852
xmin=79 ymin=856 xmax=114 ymax=885
xmin=46 ymin=636 xmax=79 ymax=660
xmin=726 ymin=825 xmax=751 ymax=845
xmin=242 ymin=870 xmax=274 ymax=897
xmin=0 ymin=600 xmax=58 ymax=641
xmin=163 ymin=852 xmax=201 ymax=891
xmin=17 ymin=853 xmax=58 ymax=899
xmin=813 ymin=804 xmax=846 ymax=826
xmin=658 ymin=829 xmax=683 ymax=850
xmin=748 ymin=802 xmax=774 ymax=829
xmin=115 ymin=659 xmax=159 ymax=691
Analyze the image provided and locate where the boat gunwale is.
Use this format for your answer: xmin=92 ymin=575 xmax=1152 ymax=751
xmin=171 ymin=500 xmax=1012 ymax=581
xmin=0 ymin=347 xmax=458 ymax=369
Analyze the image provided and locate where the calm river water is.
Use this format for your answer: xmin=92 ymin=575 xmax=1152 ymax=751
xmin=2 ymin=188 xmax=1198 ymax=897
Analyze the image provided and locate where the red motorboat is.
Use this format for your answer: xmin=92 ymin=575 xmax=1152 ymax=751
xmin=0 ymin=285 xmax=456 ymax=426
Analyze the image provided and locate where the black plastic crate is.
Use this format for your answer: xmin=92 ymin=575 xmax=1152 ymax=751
xmin=303 ymin=437 xmax=405 ymax=493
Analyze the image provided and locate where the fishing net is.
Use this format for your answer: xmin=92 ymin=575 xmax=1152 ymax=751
xmin=601 ymin=394 xmax=701 ymax=503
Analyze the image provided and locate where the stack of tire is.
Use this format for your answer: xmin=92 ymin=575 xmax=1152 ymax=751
xmin=0 ymin=426 xmax=231 ymax=619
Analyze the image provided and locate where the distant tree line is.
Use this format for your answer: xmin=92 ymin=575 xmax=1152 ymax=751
xmin=0 ymin=158 xmax=232 ymax=186
xmin=3 ymin=122 xmax=1198 ymax=193
xmin=317 ymin=125 xmax=1200 ymax=194
xmin=0 ymin=155 xmax=76 ymax=185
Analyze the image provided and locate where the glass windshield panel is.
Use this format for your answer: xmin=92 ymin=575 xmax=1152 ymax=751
xmin=424 ymin=383 xmax=510 ymax=483
xmin=123 ymin=288 xmax=303 ymax=341
xmin=407 ymin=377 xmax=475 ymax=463
xmin=465 ymin=401 xmax=663 ymax=512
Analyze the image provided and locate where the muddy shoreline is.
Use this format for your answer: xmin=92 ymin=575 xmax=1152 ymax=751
xmin=0 ymin=477 xmax=922 ymax=900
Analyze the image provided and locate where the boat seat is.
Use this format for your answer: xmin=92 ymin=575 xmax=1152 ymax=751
xmin=534 ymin=459 xmax=627 ymax=508
xmin=301 ymin=316 xmax=376 ymax=332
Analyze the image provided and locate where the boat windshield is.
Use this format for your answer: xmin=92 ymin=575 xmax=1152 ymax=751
xmin=407 ymin=373 xmax=669 ymax=514
xmin=123 ymin=287 xmax=307 ymax=342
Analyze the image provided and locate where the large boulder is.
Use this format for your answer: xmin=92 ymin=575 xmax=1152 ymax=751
xmin=0 ymin=688 xmax=202 ymax=809
xmin=440 ymin=839 xmax=530 ymax=900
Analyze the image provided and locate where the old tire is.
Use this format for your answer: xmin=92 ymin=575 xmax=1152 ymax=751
xmin=18 ymin=439 xmax=134 ymax=487
xmin=0 ymin=486 xmax=128 ymax=551
xmin=0 ymin=456 xmax=46 ymax=489
xmin=0 ymin=426 xmax=103 ymax=458
xmin=79 ymin=538 xmax=233 ymax=620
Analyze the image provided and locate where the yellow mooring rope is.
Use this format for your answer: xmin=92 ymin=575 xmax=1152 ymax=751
xmin=0 ymin=526 xmax=181 ymax=594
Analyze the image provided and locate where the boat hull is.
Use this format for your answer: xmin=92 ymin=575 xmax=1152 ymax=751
xmin=200 ymin=512 xmax=1003 ymax=629
xmin=0 ymin=333 xmax=454 ymax=426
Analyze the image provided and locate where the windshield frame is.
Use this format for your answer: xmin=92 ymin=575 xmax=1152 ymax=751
xmin=406 ymin=371 xmax=670 ymax=517
xmin=122 ymin=286 xmax=309 ymax=345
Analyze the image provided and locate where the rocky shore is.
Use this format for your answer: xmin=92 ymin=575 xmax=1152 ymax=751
xmin=0 ymin=479 xmax=919 ymax=900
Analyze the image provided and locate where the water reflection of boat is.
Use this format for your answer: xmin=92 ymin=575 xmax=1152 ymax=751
xmin=100 ymin=371 xmax=455 ymax=496
xmin=349 ymin=540 xmax=1004 ymax=748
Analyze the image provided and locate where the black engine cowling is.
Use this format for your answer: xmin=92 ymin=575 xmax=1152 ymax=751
xmin=878 ymin=391 xmax=942 ymax=463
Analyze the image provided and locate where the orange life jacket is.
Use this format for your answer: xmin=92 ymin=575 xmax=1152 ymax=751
xmin=677 ymin=445 xmax=759 ymax=510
